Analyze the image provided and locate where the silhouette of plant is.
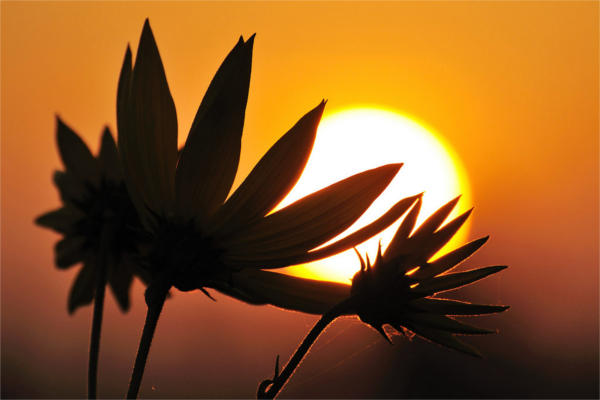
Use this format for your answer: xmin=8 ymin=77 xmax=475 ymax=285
xmin=257 ymin=197 xmax=508 ymax=399
xmin=117 ymin=20 xmax=420 ymax=398
xmin=35 ymin=121 xmax=145 ymax=398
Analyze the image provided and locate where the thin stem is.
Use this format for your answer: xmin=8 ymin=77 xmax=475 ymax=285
xmin=127 ymin=284 xmax=169 ymax=399
xmin=257 ymin=299 xmax=354 ymax=399
xmin=88 ymin=233 xmax=109 ymax=399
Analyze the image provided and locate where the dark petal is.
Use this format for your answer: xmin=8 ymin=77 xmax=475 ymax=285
xmin=402 ymin=313 xmax=495 ymax=334
xmin=35 ymin=207 xmax=81 ymax=234
xmin=68 ymin=261 xmax=97 ymax=314
xmin=98 ymin=127 xmax=123 ymax=182
xmin=416 ymin=208 xmax=473 ymax=263
xmin=399 ymin=322 xmax=482 ymax=357
xmin=211 ymin=101 xmax=325 ymax=234
xmin=223 ymin=164 xmax=402 ymax=261
xmin=116 ymin=45 xmax=132 ymax=141
xmin=108 ymin=262 xmax=134 ymax=312
xmin=55 ymin=236 xmax=87 ymax=269
xmin=209 ymin=269 xmax=350 ymax=315
xmin=53 ymin=170 xmax=87 ymax=205
xmin=412 ymin=196 xmax=461 ymax=238
xmin=122 ymin=19 xmax=178 ymax=214
xmin=414 ymin=265 xmax=508 ymax=294
xmin=56 ymin=117 xmax=99 ymax=183
xmin=385 ymin=197 xmax=422 ymax=260
xmin=175 ymin=35 xmax=254 ymax=222
xmin=222 ymin=194 xmax=421 ymax=269
xmin=411 ymin=298 xmax=509 ymax=315
xmin=411 ymin=237 xmax=489 ymax=280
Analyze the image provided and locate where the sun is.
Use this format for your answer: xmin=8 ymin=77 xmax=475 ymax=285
xmin=276 ymin=107 xmax=473 ymax=284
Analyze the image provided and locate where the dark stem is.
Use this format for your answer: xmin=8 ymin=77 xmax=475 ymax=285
xmin=88 ymin=234 xmax=109 ymax=399
xmin=257 ymin=299 xmax=354 ymax=399
xmin=126 ymin=283 xmax=169 ymax=399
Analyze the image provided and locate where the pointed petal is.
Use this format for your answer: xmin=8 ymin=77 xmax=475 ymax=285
xmin=108 ymin=262 xmax=134 ymax=312
xmin=55 ymin=236 xmax=87 ymax=269
xmin=68 ymin=261 xmax=97 ymax=314
xmin=416 ymin=208 xmax=473 ymax=263
xmin=53 ymin=170 xmax=87 ymax=205
xmin=222 ymin=194 xmax=420 ymax=269
xmin=120 ymin=20 xmax=177 ymax=214
xmin=414 ymin=265 xmax=507 ymax=294
xmin=176 ymin=35 xmax=254 ymax=222
xmin=400 ymin=322 xmax=482 ymax=357
xmin=413 ymin=196 xmax=461 ymax=237
xmin=411 ymin=298 xmax=509 ymax=315
xmin=385 ymin=197 xmax=422 ymax=260
xmin=211 ymin=101 xmax=325 ymax=233
xmin=98 ymin=127 xmax=122 ymax=182
xmin=372 ymin=324 xmax=393 ymax=343
xmin=209 ymin=269 xmax=350 ymax=315
xmin=403 ymin=313 xmax=495 ymax=334
xmin=56 ymin=117 xmax=99 ymax=183
xmin=411 ymin=237 xmax=489 ymax=280
xmin=223 ymin=164 xmax=402 ymax=260
xmin=35 ymin=207 xmax=81 ymax=234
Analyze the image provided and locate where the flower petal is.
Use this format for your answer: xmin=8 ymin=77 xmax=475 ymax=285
xmin=35 ymin=207 xmax=81 ymax=234
xmin=402 ymin=313 xmax=495 ymax=334
xmin=210 ymin=269 xmax=350 ymax=315
xmin=55 ymin=236 xmax=87 ymax=269
xmin=222 ymin=193 xmax=421 ymax=269
xmin=98 ymin=127 xmax=122 ymax=182
xmin=411 ymin=298 xmax=509 ymax=315
xmin=414 ymin=265 xmax=507 ymax=294
xmin=56 ymin=117 xmax=99 ymax=184
xmin=211 ymin=101 xmax=325 ymax=234
xmin=411 ymin=236 xmax=489 ymax=280
xmin=223 ymin=164 xmax=402 ymax=262
xmin=175 ymin=35 xmax=254 ymax=222
xmin=384 ymin=197 xmax=422 ymax=260
xmin=68 ymin=260 xmax=96 ymax=314
xmin=108 ymin=261 xmax=134 ymax=312
xmin=119 ymin=19 xmax=177 ymax=215
xmin=399 ymin=322 xmax=482 ymax=357
xmin=53 ymin=171 xmax=87 ymax=206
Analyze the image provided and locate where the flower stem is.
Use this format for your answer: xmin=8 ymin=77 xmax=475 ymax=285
xmin=257 ymin=299 xmax=354 ymax=399
xmin=127 ymin=283 xmax=169 ymax=399
xmin=88 ymin=233 xmax=109 ymax=399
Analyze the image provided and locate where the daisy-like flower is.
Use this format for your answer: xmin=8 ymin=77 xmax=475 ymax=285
xmin=257 ymin=196 xmax=508 ymax=399
xmin=35 ymin=119 xmax=143 ymax=398
xmin=118 ymin=20 xmax=420 ymax=398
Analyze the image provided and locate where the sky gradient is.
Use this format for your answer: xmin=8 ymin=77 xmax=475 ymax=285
xmin=2 ymin=1 xmax=598 ymax=398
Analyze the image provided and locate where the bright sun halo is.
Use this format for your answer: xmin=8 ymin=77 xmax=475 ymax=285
xmin=279 ymin=107 xmax=472 ymax=284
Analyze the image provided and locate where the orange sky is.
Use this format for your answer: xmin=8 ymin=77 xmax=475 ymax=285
xmin=2 ymin=2 xmax=598 ymax=398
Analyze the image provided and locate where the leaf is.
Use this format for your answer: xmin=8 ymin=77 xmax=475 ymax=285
xmin=175 ymin=34 xmax=254 ymax=223
xmin=223 ymin=164 xmax=402 ymax=262
xmin=411 ymin=237 xmax=489 ymax=280
xmin=399 ymin=322 xmax=482 ymax=357
xmin=120 ymin=19 xmax=177 ymax=215
xmin=222 ymin=193 xmax=420 ymax=269
xmin=410 ymin=298 xmax=509 ymax=315
xmin=35 ymin=207 xmax=81 ymax=234
xmin=402 ymin=313 xmax=495 ymax=334
xmin=211 ymin=101 xmax=325 ymax=234
xmin=414 ymin=265 xmax=507 ymax=294
xmin=68 ymin=261 xmax=96 ymax=314
xmin=55 ymin=236 xmax=87 ymax=269
xmin=56 ymin=117 xmax=99 ymax=184
xmin=211 ymin=269 xmax=351 ymax=315
xmin=98 ymin=127 xmax=122 ymax=182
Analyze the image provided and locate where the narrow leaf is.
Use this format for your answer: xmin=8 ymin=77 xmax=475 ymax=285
xmin=385 ymin=197 xmax=421 ymax=260
xmin=403 ymin=313 xmax=495 ymax=334
xmin=414 ymin=265 xmax=507 ymax=294
xmin=411 ymin=298 xmax=509 ymax=315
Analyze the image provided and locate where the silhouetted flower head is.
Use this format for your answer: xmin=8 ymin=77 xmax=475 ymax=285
xmin=117 ymin=20 xmax=417 ymax=306
xmin=348 ymin=196 xmax=508 ymax=356
xmin=35 ymin=120 xmax=144 ymax=313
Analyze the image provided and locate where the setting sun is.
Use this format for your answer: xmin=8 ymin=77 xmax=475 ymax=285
xmin=280 ymin=107 xmax=472 ymax=283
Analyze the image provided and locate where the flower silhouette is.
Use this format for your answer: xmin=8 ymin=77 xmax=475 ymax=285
xmin=257 ymin=196 xmax=508 ymax=398
xmin=36 ymin=119 xmax=142 ymax=313
xmin=119 ymin=20 xmax=419 ymax=398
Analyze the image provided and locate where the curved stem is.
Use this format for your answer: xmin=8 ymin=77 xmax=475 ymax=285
xmin=127 ymin=284 xmax=169 ymax=399
xmin=88 ymin=233 xmax=108 ymax=399
xmin=257 ymin=299 xmax=354 ymax=399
